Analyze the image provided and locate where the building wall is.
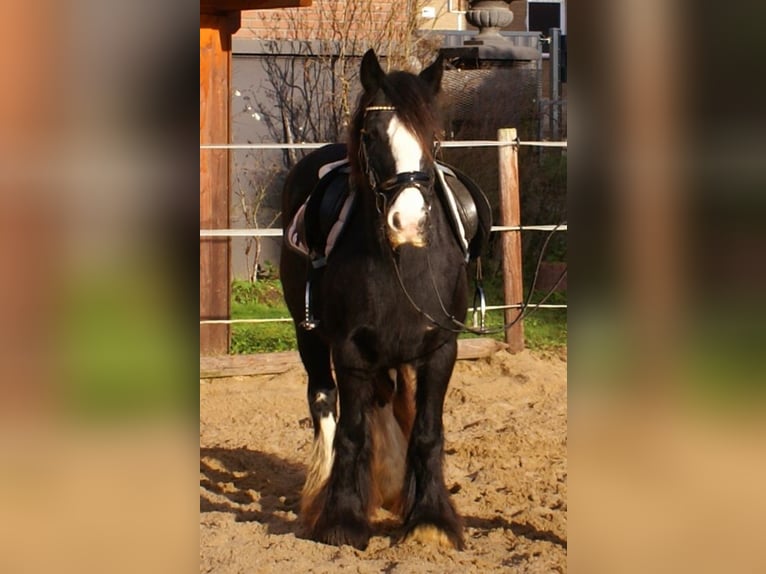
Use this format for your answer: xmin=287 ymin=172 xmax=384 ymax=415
xmin=237 ymin=1 xmax=414 ymax=41
xmin=235 ymin=1 xmax=530 ymax=40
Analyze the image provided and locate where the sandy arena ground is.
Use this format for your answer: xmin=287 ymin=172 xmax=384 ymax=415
xmin=200 ymin=349 xmax=567 ymax=573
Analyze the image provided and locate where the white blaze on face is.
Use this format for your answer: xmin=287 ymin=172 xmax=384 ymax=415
xmin=387 ymin=116 xmax=423 ymax=172
xmin=386 ymin=116 xmax=427 ymax=247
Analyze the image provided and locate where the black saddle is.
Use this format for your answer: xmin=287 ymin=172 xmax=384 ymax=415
xmin=304 ymin=165 xmax=353 ymax=262
xmin=287 ymin=160 xmax=492 ymax=264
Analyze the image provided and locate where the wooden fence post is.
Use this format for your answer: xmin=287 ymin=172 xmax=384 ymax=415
xmin=200 ymin=14 xmax=235 ymax=355
xmin=497 ymin=128 xmax=524 ymax=352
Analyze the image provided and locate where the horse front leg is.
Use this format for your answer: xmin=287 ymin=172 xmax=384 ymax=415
xmin=307 ymin=347 xmax=375 ymax=550
xmin=402 ymin=338 xmax=464 ymax=549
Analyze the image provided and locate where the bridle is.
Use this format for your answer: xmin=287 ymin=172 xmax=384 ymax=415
xmin=358 ymin=105 xmax=434 ymax=216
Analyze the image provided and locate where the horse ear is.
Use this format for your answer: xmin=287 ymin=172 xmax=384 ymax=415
xmin=419 ymin=53 xmax=444 ymax=95
xmin=360 ymin=49 xmax=385 ymax=94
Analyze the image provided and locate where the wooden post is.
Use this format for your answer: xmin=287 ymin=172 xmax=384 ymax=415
xmin=497 ymin=128 xmax=524 ymax=352
xmin=199 ymin=2 xmax=312 ymax=356
xmin=200 ymin=14 xmax=235 ymax=355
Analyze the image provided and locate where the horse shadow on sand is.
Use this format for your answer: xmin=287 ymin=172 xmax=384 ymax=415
xmin=199 ymin=446 xmax=400 ymax=541
xmin=201 ymin=446 xmax=565 ymax=550
xmin=464 ymin=515 xmax=567 ymax=550
xmin=200 ymin=446 xmax=307 ymax=536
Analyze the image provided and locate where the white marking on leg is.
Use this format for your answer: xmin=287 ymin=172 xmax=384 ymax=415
xmin=318 ymin=414 xmax=336 ymax=480
xmin=301 ymin=397 xmax=336 ymax=522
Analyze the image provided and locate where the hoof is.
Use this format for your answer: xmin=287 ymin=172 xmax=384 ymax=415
xmin=404 ymin=522 xmax=464 ymax=550
xmin=313 ymin=519 xmax=371 ymax=550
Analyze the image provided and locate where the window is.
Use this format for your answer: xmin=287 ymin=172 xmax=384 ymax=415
xmin=528 ymin=1 xmax=566 ymax=81
xmin=528 ymin=0 xmax=567 ymax=39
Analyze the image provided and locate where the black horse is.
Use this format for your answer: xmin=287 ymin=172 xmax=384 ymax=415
xmin=280 ymin=49 xmax=484 ymax=550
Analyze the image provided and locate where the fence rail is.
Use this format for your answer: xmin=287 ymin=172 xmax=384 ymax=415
xmin=200 ymin=301 xmax=567 ymax=326
xmin=199 ymin=224 xmax=567 ymax=238
xmin=200 ymin=135 xmax=567 ymax=343
xmin=200 ymin=140 xmax=567 ymax=151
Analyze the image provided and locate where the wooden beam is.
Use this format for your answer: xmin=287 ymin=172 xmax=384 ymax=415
xmin=199 ymin=0 xmax=311 ymax=356
xmin=200 ymin=339 xmax=508 ymax=379
xmin=200 ymin=15 xmax=232 ymax=355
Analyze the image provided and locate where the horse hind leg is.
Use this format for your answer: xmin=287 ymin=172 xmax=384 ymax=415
xmin=296 ymin=329 xmax=338 ymax=532
xmin=309 ymin=357 xmax=377 ymax=550
xmin=301 ymin=388 xmax=336 ymax=526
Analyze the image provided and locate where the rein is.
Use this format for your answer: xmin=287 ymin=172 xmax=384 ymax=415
xmin=390 ymin=223 xmax=568 ymax=336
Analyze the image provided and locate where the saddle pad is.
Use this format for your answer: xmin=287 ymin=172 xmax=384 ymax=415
xmin=285 ymin=162 xmax=354 ymax=263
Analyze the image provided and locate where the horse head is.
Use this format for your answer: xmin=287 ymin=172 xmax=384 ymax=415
xmin=350 ymin=49 xmax=444 ymax=250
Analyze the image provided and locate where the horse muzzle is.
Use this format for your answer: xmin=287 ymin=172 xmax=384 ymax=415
xmin=375 ymin=170 xmax=432 ymax=249
xmin=386 ymin=186 xmax=428 ymax=248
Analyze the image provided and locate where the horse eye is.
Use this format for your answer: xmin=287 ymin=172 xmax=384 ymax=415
xmin=364 ymin=124 xmax=385 ymax=140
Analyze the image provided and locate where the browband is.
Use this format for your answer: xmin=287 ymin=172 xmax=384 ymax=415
xmin=364 ymin=105 xmax=397 ymax=113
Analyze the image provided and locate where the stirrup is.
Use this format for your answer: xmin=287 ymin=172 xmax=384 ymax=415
xmin=472 ymin=283 xmax=487 ymax=332
xmin=472 ymin=258 xmax=488 ymax=332
xmin=300 ymin=279 xmax=319 ymax=330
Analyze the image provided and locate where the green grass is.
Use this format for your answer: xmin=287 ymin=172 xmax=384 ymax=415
xmin=460 ymin=282 xmax=567 ymax=351
xmin=229 ymin=278 xmax=567 ymax=354
xmin=230 ymin=280 xmax=296 ymax=353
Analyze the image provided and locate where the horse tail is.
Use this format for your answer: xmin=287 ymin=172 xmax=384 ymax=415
xmin=302 ymin=364 xmax=416 ymax=526
xmin=369 ymin=365 xmax=416 ymax=516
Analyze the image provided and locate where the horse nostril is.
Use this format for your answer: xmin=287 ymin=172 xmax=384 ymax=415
xmin=392 ymin=212 xmax=403 ymax=230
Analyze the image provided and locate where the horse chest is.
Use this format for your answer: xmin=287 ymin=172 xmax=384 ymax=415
xmin=324 ymin=263 xmax=429 ymax=324
xmin=321 ymin=253 xmax=462 ymax=354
